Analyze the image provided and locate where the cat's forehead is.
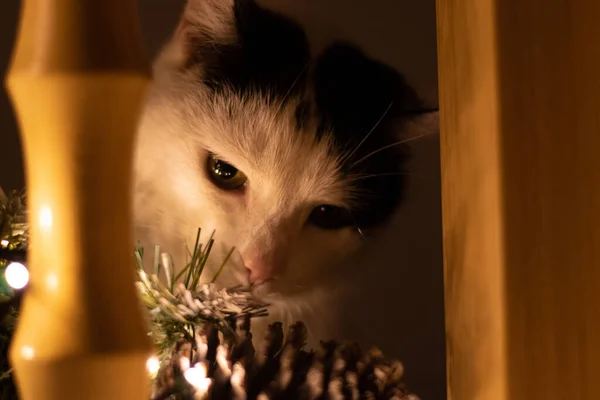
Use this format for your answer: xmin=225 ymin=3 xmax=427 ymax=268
xmin=189 ymin=89 xmax=348 ymax=203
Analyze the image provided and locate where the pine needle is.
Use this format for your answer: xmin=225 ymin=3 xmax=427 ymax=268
xmin=185 ymin=228 xmax=202 ymax=288
xmin=212 ymin=247 xmax=235 ymax=283
xmin=134 ymin=249 xmax=144 ymax=270
xmin=192 ymin=238 xmax=214 ymax=289
xmin=153 ymin=245 xmax=160 ymax=276
xmin=174 ymin=262 xmax=192 ymax=285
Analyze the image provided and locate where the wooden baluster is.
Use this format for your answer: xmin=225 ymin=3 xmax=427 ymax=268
xmin=437 ymin=0 xmax=600 ymax=399
xmin=7 ymin=1 xmax=153 ymax=398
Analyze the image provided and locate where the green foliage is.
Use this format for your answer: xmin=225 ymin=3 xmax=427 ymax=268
xmin=0 ymin=189 xmax=27 ymax=253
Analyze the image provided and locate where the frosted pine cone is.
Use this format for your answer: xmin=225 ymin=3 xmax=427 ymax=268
xmin=152 ymin=318 xmax=419 ymax=400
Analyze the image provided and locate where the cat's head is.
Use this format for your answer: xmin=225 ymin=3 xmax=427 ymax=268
xmin=134 ymin=0 xmax=435 ymax=299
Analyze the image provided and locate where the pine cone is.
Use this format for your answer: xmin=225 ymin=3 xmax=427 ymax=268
xmin=153 ymin=318 xmax=419 ymax=400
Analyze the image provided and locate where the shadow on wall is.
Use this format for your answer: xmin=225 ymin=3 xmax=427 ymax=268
xmin=339 ymin=133 xmax=445 ymax=400
xmin=0 ymin=2 xmax=21 ymax=191
xmin=260 ymin=0 xmax=439 ymax=104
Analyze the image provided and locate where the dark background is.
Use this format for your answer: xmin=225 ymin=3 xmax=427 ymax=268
xmin=0 ymin=1 xmax=445 ymax=398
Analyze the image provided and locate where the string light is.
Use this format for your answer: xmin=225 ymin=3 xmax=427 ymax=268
xmin=5 ymin=262 xmax=29 ymax=289
xmin=184 ymin=363 xmax=212 ymax=395
xmin=146 ymin=356 xmax=160 ymax=377
xmin=0 ymin=240 xmax=8 ymax=247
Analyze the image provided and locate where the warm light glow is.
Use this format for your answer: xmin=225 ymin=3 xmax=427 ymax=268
xmin=180 ymin=356 xmax=191 ymax=371
xmin=216 ymin=345 xmax=231 ymax=377
xmin=46 ymin=273 xmax=58 ymax=291
xmin=197 ymin=341 xmax=208 ymax=360
xmin=5 ymin=262 xmax=29 ymax=289
xmin=39 ymin=205 xmax=53 ymax=229
xmin=20 ymin=345 xmax=35 ymax=360
xmin=146 ymin=356 xmax=160 ymax=376
xmin=231 ymin=362 xmax=245 ymax=388
xmin=0 ymin=240 xmax=8 ymax=247
xmin=184 ymin=363 xmax=211 ymax=393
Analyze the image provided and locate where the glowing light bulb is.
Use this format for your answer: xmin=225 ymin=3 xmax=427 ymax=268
xmin=5 ymin=262 xmax=29 ymax=289
xmin=184 ymin=363 xmax=211 ymax=394
xmin=146 ymin=356 xmax=160 ymax=376
xmin=39 ymin=205 xmax=53 ymax=230
xmin=0 ymin=240 xmax=8 ymax=247
xmin=184 ymin=366 xmax=204 ymax=385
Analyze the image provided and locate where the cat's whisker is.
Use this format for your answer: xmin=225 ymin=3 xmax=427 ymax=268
xmin=348 ymin=212 xmax=367 ymax=240
xmin=342 ymin=101 xmax=394 ymax=163
xmin=350 ymin=171 xmax=428 ymax=182
xmin=350 ymin=133 xmax=432 ymax=168
xmin=278 ymin=63 xmax=309 ymax=112
xmin=355 ymin=225 xmax=366 ymax=240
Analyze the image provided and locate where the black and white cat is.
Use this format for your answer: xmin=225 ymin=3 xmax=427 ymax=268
xmin=134 ymin=0 xmax=437 ymax=344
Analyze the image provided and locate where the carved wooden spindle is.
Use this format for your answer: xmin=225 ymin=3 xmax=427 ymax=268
xmin=438 ymin=0 xmax=600 ymax=398
xmin=7 ymin=1 xmax=153 ymax=398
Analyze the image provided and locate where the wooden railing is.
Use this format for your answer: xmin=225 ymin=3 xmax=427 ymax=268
xmin=438 ymin=0 xmax=600 ymax=399
xmin=6 ymin=0 xmax=600 ymax=398
xmin=7 ymin=1 xmax=152 ymax=398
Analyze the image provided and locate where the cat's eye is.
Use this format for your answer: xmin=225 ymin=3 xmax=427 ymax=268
xmin=206 ymin=153 xmax=248 ymax=190
xmin=308 ymin=205 xmax=354 ymax=230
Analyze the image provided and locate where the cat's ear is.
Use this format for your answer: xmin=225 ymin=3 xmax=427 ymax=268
xmin=157 ymin=0 xmax=236 ymax=70
xmin=175 ymin=0 xmax=237 ymax=50
xmin=163 ymin=0 xmax=310 ymax=97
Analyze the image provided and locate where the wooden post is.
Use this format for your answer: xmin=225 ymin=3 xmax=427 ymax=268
xmin=6 ymin=1 xmax=153 ymax=399
xmin=437 ymin=0 xmax=600 ymax=399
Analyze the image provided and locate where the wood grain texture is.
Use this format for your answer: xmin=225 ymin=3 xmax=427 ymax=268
xmin=7 ymin=1 xmax=152 ymax=399
xmin=437 ymin=0 xmax=600 ymax=399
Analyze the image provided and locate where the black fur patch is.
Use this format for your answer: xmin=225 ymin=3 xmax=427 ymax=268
xmin=188 ymin=0 xmax=310 ymax=102
xmin=185 ymin=0 xmax=424 ymax=230
xmin=294 ymin=100 xmax=312 ymax=131
xmin=311 ymin=43 xmax=423 ymax=229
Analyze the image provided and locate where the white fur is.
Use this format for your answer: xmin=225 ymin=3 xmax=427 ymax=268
xmin=133 ymin=0 xmax=439 ymax=346
xmin=134 ymin=26 xmax=365 ymax=345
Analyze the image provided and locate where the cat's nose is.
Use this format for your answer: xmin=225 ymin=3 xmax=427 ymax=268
xmin=245 ymin=267 xmax=265 ymax=284
xmin=244 ymin=258 xmax=277 ymax=284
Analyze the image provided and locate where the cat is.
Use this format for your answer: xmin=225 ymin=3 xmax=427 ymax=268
xmin=133 ymin=0 xmax=437 ymax=345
